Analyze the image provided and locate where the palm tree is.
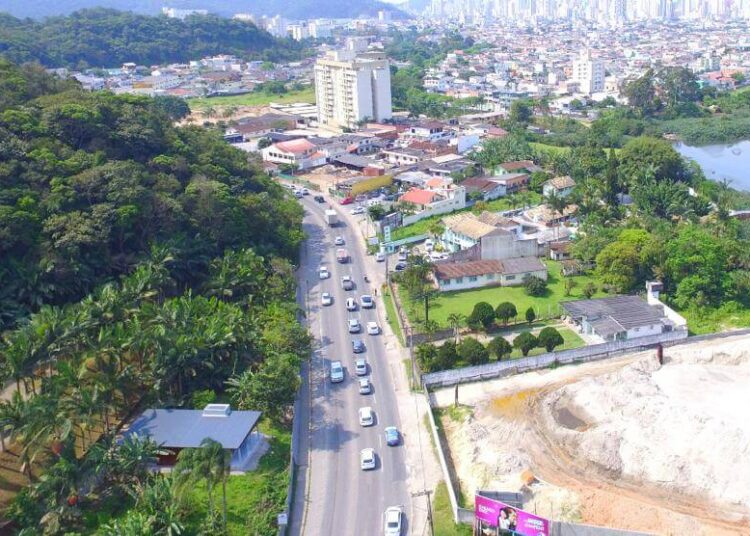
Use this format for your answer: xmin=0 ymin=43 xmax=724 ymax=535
xmin=174 ymin=438 xmax=230 ymax=530
xmin=544 ymin=190 xmax=569 ymax=239
xmin=446 ymin=313 xmax=466 ymax=343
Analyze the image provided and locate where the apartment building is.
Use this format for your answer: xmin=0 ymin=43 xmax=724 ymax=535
xmin=572 ymin=49 xmax=605 ymax=94
xmin=314 ymin=50 xmax=392 ymax=130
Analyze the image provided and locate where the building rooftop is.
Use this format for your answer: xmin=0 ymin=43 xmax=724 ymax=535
xmin=562 ymin=295 xmax=668 ymax=337
xmin=443 ymin=212 xmax=503 ymax=240
xmin=546 ymin=175 xmax=576 ymax=190
xmin=127 ymin=405 xmax=262 ymax=450
xmin=434 ymin=259 xmax=504 ymax=280
xmin=400 ymin=188 xmax=440 ymax=205
xmin=275 ymin=138 xmax=316 ymax=154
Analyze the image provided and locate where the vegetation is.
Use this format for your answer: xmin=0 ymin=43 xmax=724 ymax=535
xmin=432 ymin=481 xmax=473 ymax=536
xmin=0 ymin=58 xmax=308 ymax=533
xmin=0 ymin=9 xmax=306 ymax=68
xmin=187 ymin=86 xmax=315 ymax=111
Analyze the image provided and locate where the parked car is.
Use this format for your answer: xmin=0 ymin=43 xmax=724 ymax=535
xmin=348 ymin=318 xmax=361 ymax=333
xmin=360 ymin=448 xmax=376 ymax=470
xmin=301 ymin=188 xmax=310 ymax=195
xmin=394 ymin=262 xmax=407 ymax=271
xmin=330 ymin=361 xmax=344 ymax=383
xmin=334 ymin=236 xmax=345 ymax=245
xmin=384 ymin=506 xmax=403 ymax=536
xmin=351 ymin=205 xmax=365 ymax=215
xmin=367 ymin=321 xmax=380 ymax=335
xmin=360 ymin=294 xmax=374 ymax=309
xmin=314 ymin=195 xmax=325 ymax=203
xmin=358 ymin=406 xmax=374 ymax=426
xmin=321 ymin=292 xmax=333 ymax=306
xmin=384 ymin=427 xmax=400 ymax=446
xmin=358 ymin=378 xmax=372 ymax=394
xmin=352 ymin=339 xmax=365 ymax=353
xmin=375 ymin=251 xmax=385 ymax=262
xmin=342 ymin=276 xmax=354 ymax=290
xmin=294 ymin=190 xmax=303 ymax=199
xmin=339 ymin=196 xmax=354 ymax=205
xmin=355 ymin=358 xmax=367 ymax=376
xmin=319 ymin=266 xmax=330 ymax=279
xmin=425 ymin=239 xmax=434 ymax=252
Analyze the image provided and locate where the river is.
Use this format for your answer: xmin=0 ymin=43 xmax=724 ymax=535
xmin=674 ymin=140 xmax=750 ymax=192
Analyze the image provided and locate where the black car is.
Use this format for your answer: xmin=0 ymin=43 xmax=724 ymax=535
xmin=314 ymin=195 xmax=325 ymax=203
xmin=394 ymin=262 xmax=407 ymax=271
xmin=352 ymin=339 xmax=365 ymax=353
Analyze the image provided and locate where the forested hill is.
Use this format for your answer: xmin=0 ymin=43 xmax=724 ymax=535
xmin=0 ymin=58 xmax=304 ymax=329
xmin=0 ymin=0 xmax=403 ymax=23
xmin=0 ymin=9 xmax=307 ymax=68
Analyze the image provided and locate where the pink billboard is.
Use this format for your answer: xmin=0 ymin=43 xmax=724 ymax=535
xmin=475 ymin=494 xmax=549 ymax=536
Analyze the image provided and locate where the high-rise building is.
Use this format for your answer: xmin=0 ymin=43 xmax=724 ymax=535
xmin=314 ymin=50 xmax=392 ymax=130
xmin=162 ymin=7 xmax=208 ymax=19
xmin=572 ymin=49 xmax=605 ymax=94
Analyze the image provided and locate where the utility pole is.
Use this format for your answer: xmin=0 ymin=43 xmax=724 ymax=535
xmin=412 ymin=489 xmax=434 ymax=536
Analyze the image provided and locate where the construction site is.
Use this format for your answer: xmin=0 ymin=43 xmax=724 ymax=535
xmin=432 ymin=333 xmax=750 ymax=535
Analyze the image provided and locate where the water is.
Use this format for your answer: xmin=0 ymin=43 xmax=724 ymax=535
xmin=674 ymin=140 xmax=750 ymax=192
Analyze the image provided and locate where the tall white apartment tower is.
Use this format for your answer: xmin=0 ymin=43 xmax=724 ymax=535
xmin=572 ymin=49 xmax=605 ymax=94
xmin=314 ymin=50 xmax=392 ymax=130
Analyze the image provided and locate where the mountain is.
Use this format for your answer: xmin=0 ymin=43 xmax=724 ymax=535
xmin=0 ymin=0 xmax=404 ymax=20
xmin=0 ymin=9 xmax=306 ymax=68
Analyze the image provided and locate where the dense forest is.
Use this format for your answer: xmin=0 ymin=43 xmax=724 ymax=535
xmin=0 ymin=9 xmax=307 ymax=68
xmin=0 ymin=59 xmax=308 ymax=533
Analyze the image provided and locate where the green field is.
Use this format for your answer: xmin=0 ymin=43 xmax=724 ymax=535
xmin=433 ymin=481 xmax=473 ymax=536
xmin=400 ymin=260 xmax=603 ymax=330
xmin=384 ymin=287 xmax=405 ymax=345
xmin=531 ymin=142 xmax=622 ymax=156
xmin=677 ymin=302 xmax=750 ymax=335
xmin=187 ymin=87 xmax=315 ymax=110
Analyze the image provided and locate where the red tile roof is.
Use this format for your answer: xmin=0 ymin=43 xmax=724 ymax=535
xmin=434 ymin=260 xmax=504 ymax=279
xmin=399 ymin=189 xmax=438 ymax=206
xmin=275 ymin=138 xmax=315 ymax=154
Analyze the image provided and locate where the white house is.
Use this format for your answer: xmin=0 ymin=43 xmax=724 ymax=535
xmin=543 ymin=175 xmax=576 ymax=198
xmin=261 ymin=139 xmax=326 ymax=171
xmin=433 ymin=257 xmax=547 ymax=292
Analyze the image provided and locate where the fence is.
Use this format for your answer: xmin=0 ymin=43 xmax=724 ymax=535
xmin=422 ymin=329 xmax=689 ymax=388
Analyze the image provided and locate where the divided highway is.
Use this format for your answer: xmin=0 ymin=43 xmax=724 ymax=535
xmin=296 ymin=195 xmax=411 ymax=535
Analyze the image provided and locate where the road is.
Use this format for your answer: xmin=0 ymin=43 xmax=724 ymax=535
xmin=295 ymin=195 xmax=412 ymax=536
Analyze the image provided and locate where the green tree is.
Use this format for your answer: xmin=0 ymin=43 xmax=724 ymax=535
xmin=457 ymin=337 xmax=490 ymax=365
xmin=537 ymin=327 xmax=564 ymax=352
xmin=582 ymin=282 xmax=597 ymax=299
xmin=487 ymin=336 xmax=513 ymax=361
xmin=523 ymin=275 xmax=548 ymax=297
xmin=434 ymin=340 xmax=459 ymax=370
xmin=226 ymin=354 xmax=300 ymax=422
xmin=473 ymin=135 xmax=534 ymax=171
xmin=467 ymin=301 xmax=496 ymax=331
xmin=623 ymin=69 xmax=658 ymax=116
xmin=525 ymin=306 xmax=536 ymax=324
xmin=509 ymin=99 xmax=532 ymax=124
xmin=416 ymin=343 xmax=439 ymax=372
xmin=446 ymin=312 xmax=466 ymax=343
xmin=618 ymin=137 xmax=686 ymax=185
xmin=595 ymin=229 xmax=656 ymax=293
xmin=513 ymin=332 xmax=538 ymax=356
xmin=495 ymin=302 xmax=517 ymax=326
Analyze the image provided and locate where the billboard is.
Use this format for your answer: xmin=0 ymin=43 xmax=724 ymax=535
xmin=475 ymin=495 xmax=549 ymax=536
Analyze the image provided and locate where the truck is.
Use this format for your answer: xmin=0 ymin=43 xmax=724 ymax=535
xmin=336 ymin=248 xmax=349 ymax=263
xmin=324 ymin=209 xmax=338 ymax=227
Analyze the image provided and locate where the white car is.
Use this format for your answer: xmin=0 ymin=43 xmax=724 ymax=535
xmin=359 ymin=406 xmax=374 ymax=426
xmin=334 ymin=236 xmax=345 ymax=246
xmin=384 ymin=506 xmax=403 ymax=536
xmin=360 ymin=448 xmax=376 ymax=470
xmin=319 ymin=266 xmax=330 ymax=279
xmin=346 ymin=297 xmax=357 ymax=311
xmin=330 ymin=361 xmax=344 ymax=383
xmin=294 ymin=190 xmax=303 ymax=199
xmin=351 ymin=205 xmax=365 ymax=215
xmin=367 ymin=321 xmax=380 ymax=335
xmin=348 ymin=318 xmax=361 ymax=333
xmin=321 ymin=292 xmax=333 ymax=306
xmin=360 ymin=294 xmax=374 ymax=309
xmin=358 ymin=378 xmax=372 ymax=394
xmin=375 ymin=251 xmax=385 ymax=262
xmin=355 ymin=358 xmax=367 ymax=376
xmin=301 ymin=187 xmax=310 ymax=195
xmin=425 ymin=239 xmax=434 ymax=252
xmin=341 ymin=275 xmax=354 ymax=290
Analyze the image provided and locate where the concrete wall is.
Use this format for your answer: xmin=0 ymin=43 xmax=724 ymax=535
xmin=480 ymin=233 xmax=539 ymax=261
xmin=402 ymin=188 xmax=467 ymax=226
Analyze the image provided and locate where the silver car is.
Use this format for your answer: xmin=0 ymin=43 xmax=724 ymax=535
xmin=384 ymin=506 xmax=403 ymax=536
xmin=348 ymin=318 xmax=361 ymax=333
xmin=360 ymin=448 xmax=376 ymax=470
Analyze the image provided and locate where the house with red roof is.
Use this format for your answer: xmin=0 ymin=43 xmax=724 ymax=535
xmin=261 ymin=138 xmax=326 ymax=171
xmin=399 ymin=188 xmax=442 ymax=210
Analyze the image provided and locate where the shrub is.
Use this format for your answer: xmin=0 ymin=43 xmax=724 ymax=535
xmin=435 ymin=341 xmax=460 ymax=370
xmin=524 ymin=275 xmax=548 ymax=297
xmin=583 ymin=281 xmax=597 ymax=299
xmin=416 ymin=343 xmax=439 ymax=372
xmin=467 ymin=301 xmax=496 ymax=331
xmin=513 ymin=332 xmax=538 ymax=356
xmin=537 ymin=327 xmax=565 ymax=352
xmin=457 ymin=337 xmax=490 ymax=365
xmin=525 ymin=306 xmax=536 ymax=324
xmin=495 ymin=302 xmax=517 ymax=326
xmin=488 ymin=336 xmax=513 ymax=361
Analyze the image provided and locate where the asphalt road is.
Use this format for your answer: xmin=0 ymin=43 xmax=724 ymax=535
xmin=298 ymin=196 xmax=411 ymax=536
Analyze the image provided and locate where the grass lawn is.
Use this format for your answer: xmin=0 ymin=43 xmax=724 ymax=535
xmin=183 ymin=419 xmax=290 ymax=535
xmin=187 ymin=87 xmax=315 ymax=110
xmin=531 ymin=142 xmax=622 ymax=156
xmin=506 ymin=327 xmax=585 ymax=358
xmin=400 ymin=260 xmax=604 ymax=330
xmin=677 ymin=302 xmax=750 ymax=335
xmin=383 ymin=287 xmax=405 ymax=345
xmin=433 ymin=481 xmax=473 ymax=536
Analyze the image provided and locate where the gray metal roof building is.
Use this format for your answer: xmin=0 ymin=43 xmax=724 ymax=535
xmin=562 ymin=296 xmax=670 ymax=339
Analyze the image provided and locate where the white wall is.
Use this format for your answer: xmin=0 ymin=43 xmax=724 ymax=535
xmin=402 ymin=188 xmax=467 ymax=226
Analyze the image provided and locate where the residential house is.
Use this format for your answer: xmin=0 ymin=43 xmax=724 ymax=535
xmin=543 ymin=175 xmax=576 ymax=198
xmin=403 ymin=121 xmax=452 ymax=143
xmin=126 ymin=404 xmax=263 ymax=472
xmin=261 ymin=138 xmax=326 ymax=170
xmin=493 ymin=160 xmax=542 ymax=175
xmin=441 ymin=212 xmax=534 ymax=256
xmin=433 ymin=256 xmax=547 ymax=292
xmin=525 ymin=203 xmax=578 ymax=227
xmin=461 ymin=177 xmax=506 ymax=201
xmin=383 ymin=147 xmax=429 ymax=166
xmin=490 ymin=172 xmax=529 ymax=194
xmin=548 ymin=241 xmax=572 ymax=261
xmin=398 ymin=185 xmax=467 ymax=226
xmin=399 ymin=188 xmax=442 ymax=211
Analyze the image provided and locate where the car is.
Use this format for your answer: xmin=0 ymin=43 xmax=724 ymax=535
xmin=355 ymin=358 xmax=367 ymax=376
xmin=330 ymin=361 xmax=344 ymax=383
xmin=367 ymin=321 xmax=380 ymax=335
xmin=394 ymin=262 xmax=407 ymax=271
xmin=301 ymin=188 xmax=310 ymax=195
xmin=321 ymin=292 xmax=333 ymax=306
xmin=397 ymin=251 xmax=408 ymax=261
xmin=314 ymin=195 xmax=325 ymax=203
xmin=339 ymin=196 xmax=354 ymax=205
xmin=352 ymin=339 xmax=365 ymax=353
xmin=384 ymin=506 xmax=403 ymax=536
xmin=319 ymin=266 xmax=330 ymax=279
xmin=348 ymin=318 xmax=361 ymax=333
xmin=334 ymin=236 xmax=345 ymax=246
xmin=351 ymin=205 xmax=365 ymax=215
xmin=294 ymin=190 xmax=303 ymax=199
xmin=425 ymin=239 xmax=434 ymax=252
xmin=375 ymin=251 xmax=385 ymax=262
xmin=358 ymin=406 xmax=374 ymax=426
xmin=358 ymin=378 xmax=372 ymax=394
xmin=360 ymin=294 xmax=374 ymax=309
xmin=360 ymin=448 xmax=376 ymax=470
xmin=341 ymin=275 xmax=354 ymax=290
xmin=384 ymin=426 xmax=400 ymax=446
xmin=346 ymin=297 xmax=357 ymax=311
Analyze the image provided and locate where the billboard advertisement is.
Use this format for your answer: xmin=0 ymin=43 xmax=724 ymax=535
xmin=475 ymin=494 xmax=549 ymax=536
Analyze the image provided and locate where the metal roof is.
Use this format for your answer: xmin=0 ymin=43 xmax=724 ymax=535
xmin=127 ymin=407 xmax=261 ymax=450
xmin=562 ymin=296 xmax=667 ymax=333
